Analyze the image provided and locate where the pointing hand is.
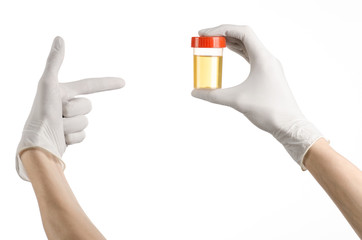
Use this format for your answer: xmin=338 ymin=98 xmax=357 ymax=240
xmin=16 ymin=37 xmax=125 ymax=181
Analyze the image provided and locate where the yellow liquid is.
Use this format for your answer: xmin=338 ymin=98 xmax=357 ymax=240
xmin=194 ymin=55 xmax=222 ymax=89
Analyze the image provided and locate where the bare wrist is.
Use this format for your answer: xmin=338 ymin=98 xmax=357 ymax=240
xmin=20 ymin=147 xmax=64 ymax=182
xmin=303 ymin=138 xmax=330 ymax=170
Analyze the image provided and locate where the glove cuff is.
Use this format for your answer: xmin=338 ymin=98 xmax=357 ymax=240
xmin=16 ymin=147 xmax=65 ymax=182
xmin=16 ymin=121 xmax=65 ymax=181
xmin=273 ymin=119 xmax=323 ymax=170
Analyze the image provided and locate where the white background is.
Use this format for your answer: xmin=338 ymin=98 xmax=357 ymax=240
xmin=0 ymin=0 xmax=361 ymax=239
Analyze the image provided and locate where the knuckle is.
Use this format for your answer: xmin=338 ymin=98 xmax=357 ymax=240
xmin=240 ymin=25 xmax=252 ymax=32
xmin=82 ymin=115 xmax=89 ymax=128
xmin=208 ymin=91 xmax=219 ymax=102
xmin=38 ymin=76 xmax=56 ymax=89
xmin=63 ymin=101 xmax=72 ymax=112
xmin=77 ymin=131 xmax=86 ymax=142
xmin=219 ymin=24 xmax=230 ymax=28
xmin=65 ymin=134 xmax=72 ymax=145
xmin=84 ymin=98 xmax=92 ymax=111
xmin=80 ymin=131 xmax=86 ymax=139
xmin=209 ymin=90 xmax=227 ymax=104
xmin=65 ymin=131 xmax=86 ymax=145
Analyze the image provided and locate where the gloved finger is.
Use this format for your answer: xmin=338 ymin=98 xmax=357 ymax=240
xmin=61 ymin=77 xmax=125 ymax=98
xmin=43 ymin=36 xmax=65 ymax=77
xmin=65 ymin=131 xmax=86 ymax=145
xmin=199 ymin=25 xmax=269 ymax=63
xmin=225 ymin=36 xmax=241 ymax=44
xmin=227 ymin=42 xmax=250 ymax=62
xmin=191 ymin=88 xmax=235 ymax=106
xmin=63 ymin=115 xmax=88 ymax=134
xmin=63 ymin=97 xmax=92 ymax=118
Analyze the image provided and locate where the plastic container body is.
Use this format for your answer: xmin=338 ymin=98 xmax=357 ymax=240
xmin=191 ymin=36 xmax=226 ymax=89
xmin=193 ymin=48 xmax=223 ymax=89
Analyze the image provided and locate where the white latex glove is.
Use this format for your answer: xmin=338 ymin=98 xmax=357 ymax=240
xmin=16 ymin=37 xmax=125 ymax=181
xmin=192 ymin=25 xmax=323 ymax=170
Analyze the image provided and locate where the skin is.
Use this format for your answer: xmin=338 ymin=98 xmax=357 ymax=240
xmin=304 ymin=138 xmax=362 ymax=238
xmin=21 ymin=147 xmax=106 ymax=240
xmin=18 ymin=28 xmax=361 ymax=239
xmin=193 ymin=25 xmax=362 ymax=237
xmin=21 ymin=139 xmax=362 ymax=240
xmin=20 ymin=30 xmax=361 ymax=239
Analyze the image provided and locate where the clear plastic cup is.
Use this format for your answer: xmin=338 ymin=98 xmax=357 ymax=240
xmin=191 ymin=36 xmax=226 ymax=89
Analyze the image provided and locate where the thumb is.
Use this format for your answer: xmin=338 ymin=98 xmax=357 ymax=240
xmin=191 ymin=88 xmax=235 ymax=106
xmin=43 ymin=36 xmax=65 ymax=77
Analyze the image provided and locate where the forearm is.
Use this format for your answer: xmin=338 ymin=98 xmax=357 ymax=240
xmin=304 ymin=138 xmax=362 ymax=238
xmin=21 ymin=148 xmax=105 ymax=240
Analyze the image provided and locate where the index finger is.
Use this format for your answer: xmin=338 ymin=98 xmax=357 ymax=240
xmin=199 ymin=24 xmax=269 ymax=63
xmin=61 ymin=77 xmax=125 ymax=98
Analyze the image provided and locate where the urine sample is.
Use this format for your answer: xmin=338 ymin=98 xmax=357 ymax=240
xmin=191 ymin=36 xmax=226 ymax=89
